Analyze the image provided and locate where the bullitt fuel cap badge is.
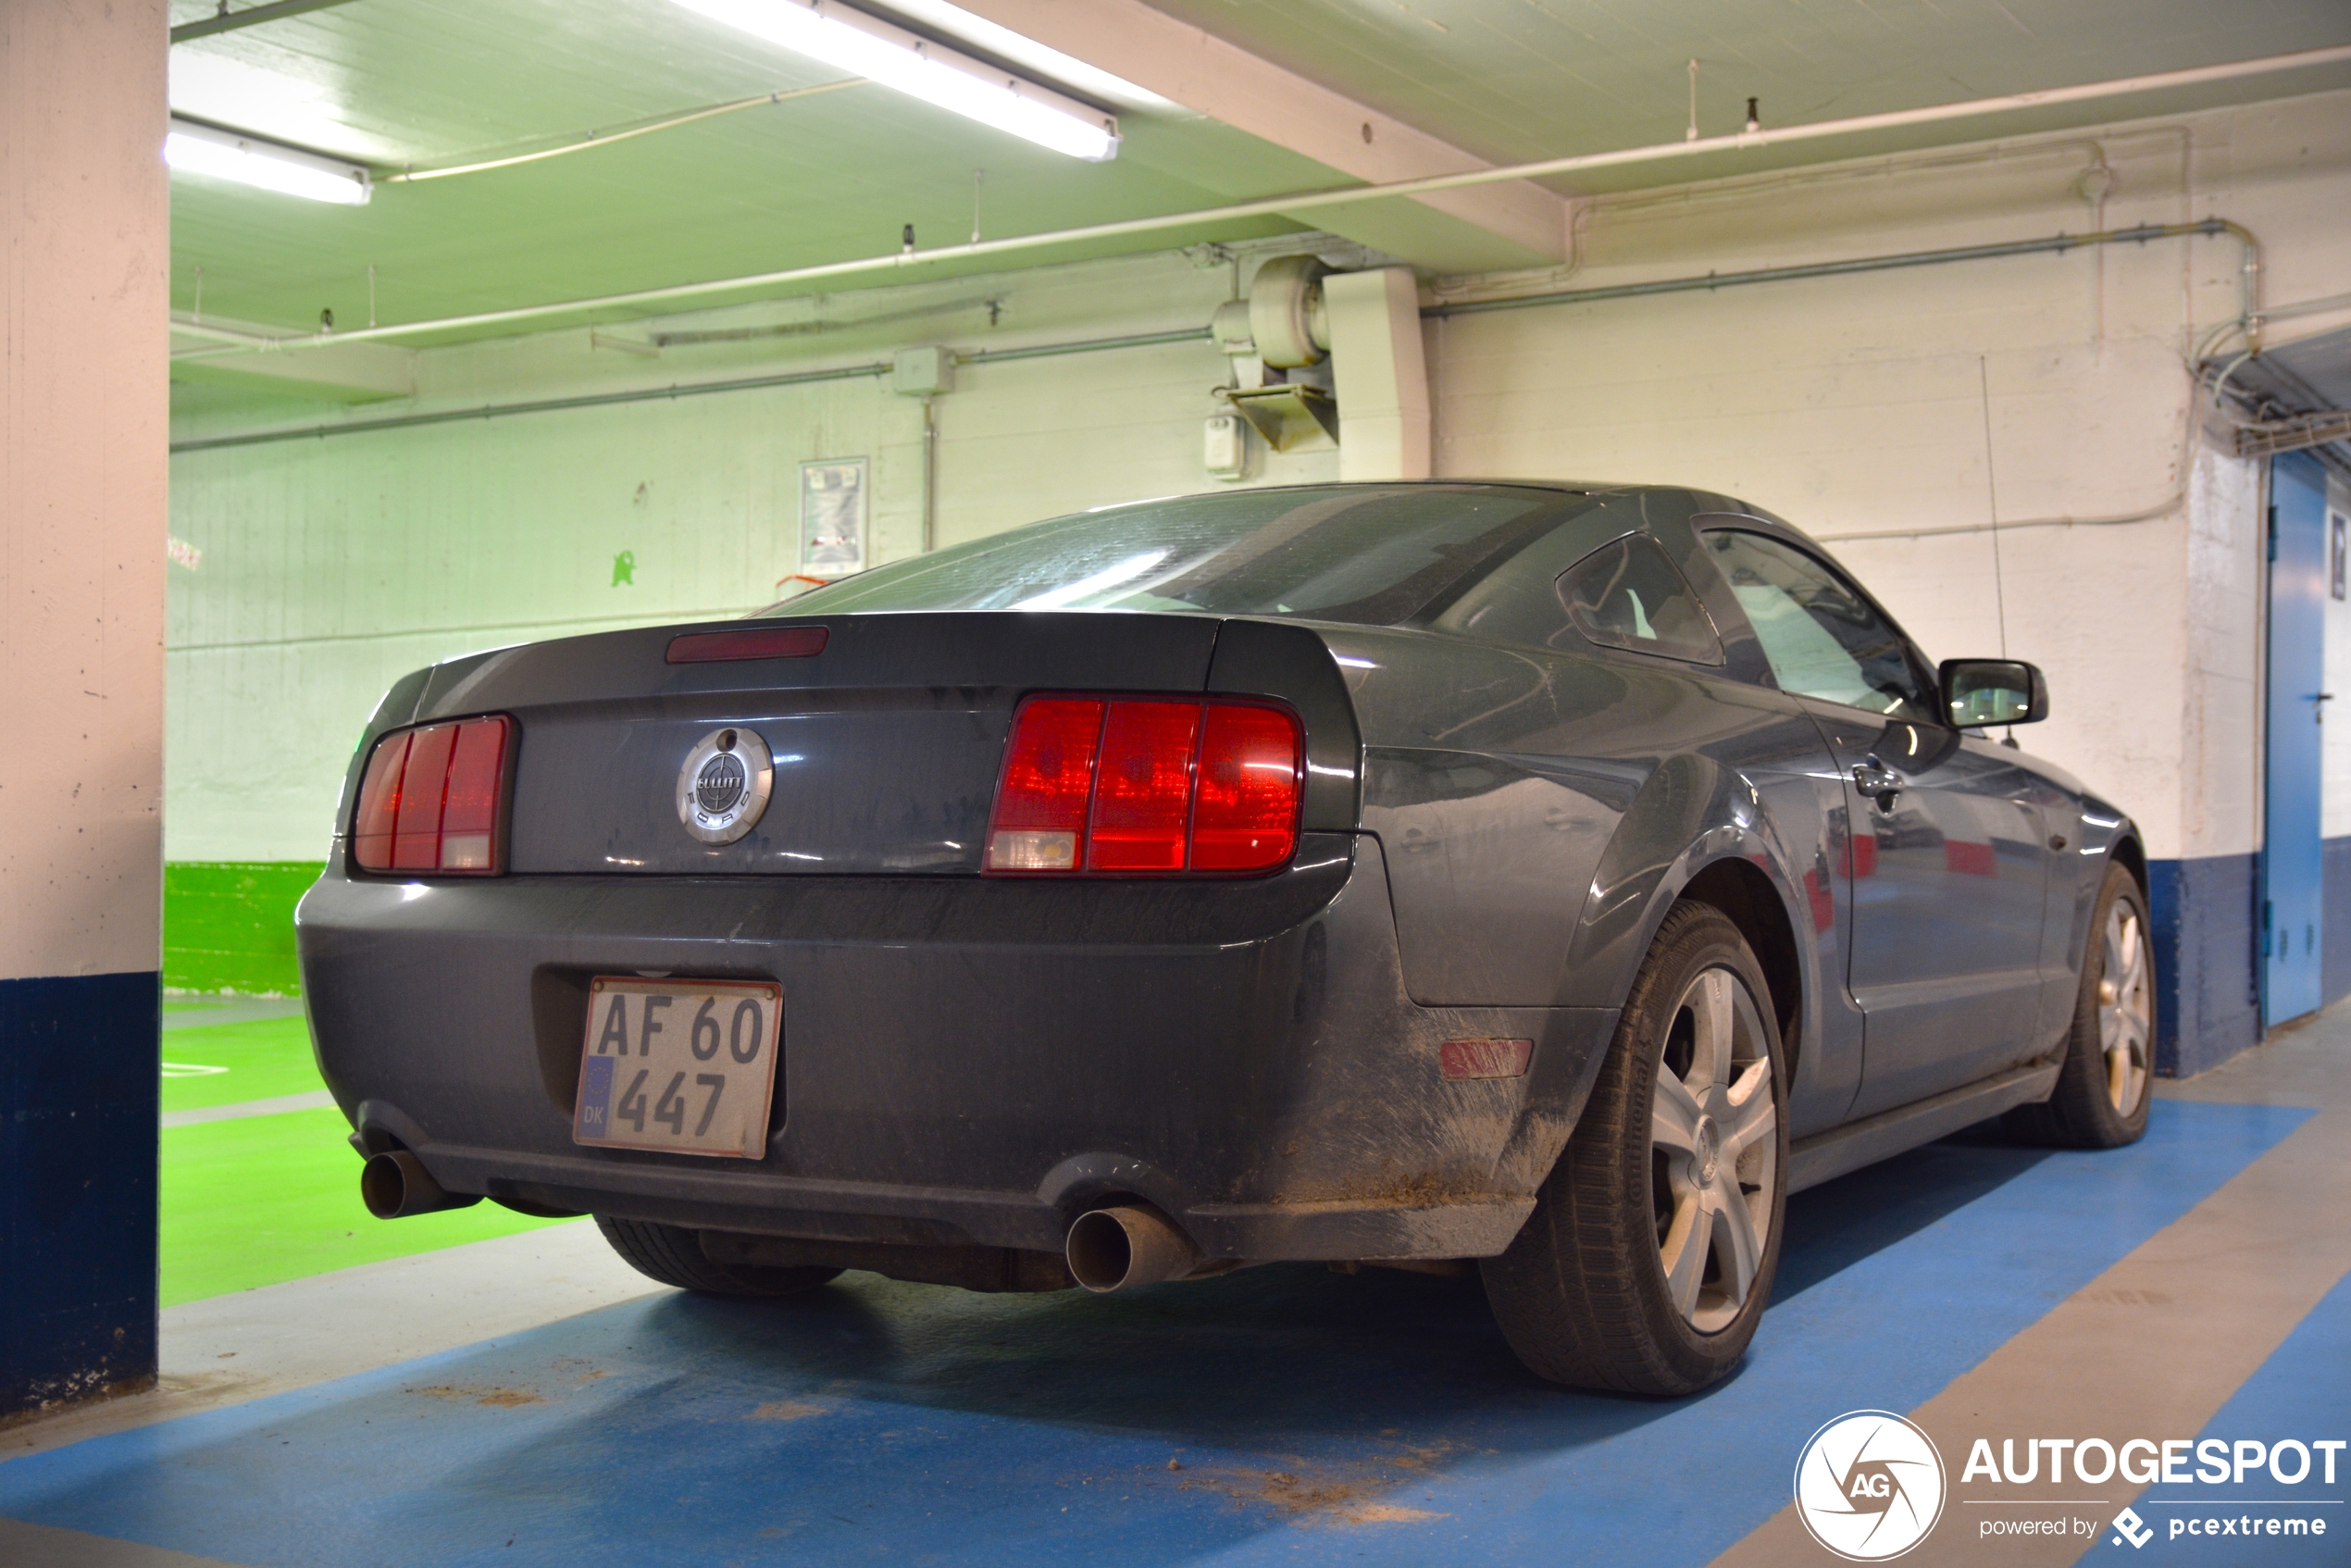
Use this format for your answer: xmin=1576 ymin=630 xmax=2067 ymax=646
xmin=677 ymin=727 xmax=773 ymax=844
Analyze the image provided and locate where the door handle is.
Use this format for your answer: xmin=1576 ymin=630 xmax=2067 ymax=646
xmin=1852 ymin=759 xmax=1903 ymax=813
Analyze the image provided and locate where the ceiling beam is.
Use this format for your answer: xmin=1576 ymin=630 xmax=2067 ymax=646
xmin=170 ymin=317 xmax=416 ymax=402
xmin=170 ymin=0 xmax=366 ymax=45
xmin=937 ymin=0 xmax=1571 ymax=274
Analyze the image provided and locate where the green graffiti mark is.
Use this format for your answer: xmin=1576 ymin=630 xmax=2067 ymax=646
xmin=612 ymin=549 xmax=636 ymax=586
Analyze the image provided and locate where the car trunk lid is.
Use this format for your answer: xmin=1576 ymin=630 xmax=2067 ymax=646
xmin=416 ymin=611 xmax=1225 ymax=877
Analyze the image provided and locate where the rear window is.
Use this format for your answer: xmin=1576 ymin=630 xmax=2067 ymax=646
xmin=763 ymin=485 xmax=1574 ymax=626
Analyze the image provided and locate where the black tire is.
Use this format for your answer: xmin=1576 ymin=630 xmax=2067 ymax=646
xmin=2005 ymin=861 xmax=2155 ymax=1149
xmin=593 ymin=1214 xmax=841 ymax=1298
xmin=1482 ymin=902 xmax=1789 ymax=1396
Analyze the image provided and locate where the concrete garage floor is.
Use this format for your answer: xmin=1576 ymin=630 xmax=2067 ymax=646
xmin=4 ymin=1014 xmax=2346 ymax=1568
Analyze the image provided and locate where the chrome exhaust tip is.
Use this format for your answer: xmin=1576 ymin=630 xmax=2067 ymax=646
xmin=360 ymin=1150 xmax=482 ymax=1219
xmin=1064 ymin=1204 xmax=1201 ymax=1293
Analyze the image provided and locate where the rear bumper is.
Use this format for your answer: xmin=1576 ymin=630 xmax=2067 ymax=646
xmin=296 ymin=835 xmax=1615 ymax=1261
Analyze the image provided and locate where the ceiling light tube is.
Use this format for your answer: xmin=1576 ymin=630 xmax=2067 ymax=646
xmin=672 ymin=0 xmax=1118 ymax=161
xmin=166 ymin=116 xmax=372 ymax=205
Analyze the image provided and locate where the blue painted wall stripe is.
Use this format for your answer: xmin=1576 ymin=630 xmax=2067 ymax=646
xmin=2144 ymin=829 xmax=2351 ymax=1076
xmin=2321 ymin=837 xmax=2351 ymax=1011
xmin=2146 ymin=855 xmax=2260 ymax=1077
xmin=0 ymin=971 xmax=160 ymax=1417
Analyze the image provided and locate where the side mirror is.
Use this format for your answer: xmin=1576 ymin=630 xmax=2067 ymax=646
xmin=1939 ymin=659 xmax=2048 ymax=727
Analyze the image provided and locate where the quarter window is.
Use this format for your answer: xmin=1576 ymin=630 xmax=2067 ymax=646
xmin=1557 ymin=535 xmax=1723 ymax=665
xmin=1701 ymin=530 xmax=1936 ymax=722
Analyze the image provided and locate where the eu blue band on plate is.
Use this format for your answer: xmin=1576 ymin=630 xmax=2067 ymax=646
xmin=578 ymin=1052 xmax=614 ymax=1138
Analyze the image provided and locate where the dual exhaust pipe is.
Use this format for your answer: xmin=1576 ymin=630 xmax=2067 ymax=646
xmin=362 ymin=1157 xmax=1205 ymax=1296
xmin=360 ymin=1150 xmax=480 ymax=1219
xmin=1064 ymin=1204 xmax=1204 ymax=1293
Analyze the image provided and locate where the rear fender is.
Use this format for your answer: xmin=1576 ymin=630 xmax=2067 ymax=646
xmin=1554 ymin=752 xmax=1821 ymax=1072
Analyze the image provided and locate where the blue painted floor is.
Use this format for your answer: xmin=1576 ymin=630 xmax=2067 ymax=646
xmin=0 ymin=1101 xmax=2322 ymax=1567
xmin=2155 ymin=1268 xmax=2351 ymax=1565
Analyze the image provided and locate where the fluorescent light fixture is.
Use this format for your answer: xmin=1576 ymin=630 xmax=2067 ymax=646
xmin=880 ymin=0 xmax=1180 ymax=113
xmin=166 ymin=116 xmax=372 ymax=205
xmin=673 ymin=0 xmax=1119 ymax=161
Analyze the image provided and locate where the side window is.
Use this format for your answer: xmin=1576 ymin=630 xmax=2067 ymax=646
xmin=1557 ymin=535 xmax=1724 ymax=665
xmin=1700 ymin=530 xmax=1937 ymax=722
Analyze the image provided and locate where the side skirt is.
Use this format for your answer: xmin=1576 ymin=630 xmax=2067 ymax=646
xmin=1787 ymin=1060 xmax=2063 ymax=1193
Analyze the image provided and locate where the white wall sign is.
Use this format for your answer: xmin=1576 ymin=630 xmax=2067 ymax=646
xmin=799 ymin=458 xmax=868 ymax=578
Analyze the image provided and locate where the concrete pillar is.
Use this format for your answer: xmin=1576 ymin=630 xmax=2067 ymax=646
xmin=1325 ymin=268 xmax=1432 ymax=481
xmin=1 ymin=0 xmax=169 ymax=1418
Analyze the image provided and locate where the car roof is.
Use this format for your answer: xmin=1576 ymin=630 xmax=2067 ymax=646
xmin=1076 ymin=479 xmax=1826 ymax=552
xmin=1159 ymin=477 xmax=1800 ymax=528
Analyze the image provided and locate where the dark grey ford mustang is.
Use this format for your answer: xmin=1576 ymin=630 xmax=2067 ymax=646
xmin=298 ymin=480 xmax=2155 ymax=1395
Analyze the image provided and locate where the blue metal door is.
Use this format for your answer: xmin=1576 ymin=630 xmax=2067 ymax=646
xmin=2264 ymin=453 xmax=2329 ymax=1027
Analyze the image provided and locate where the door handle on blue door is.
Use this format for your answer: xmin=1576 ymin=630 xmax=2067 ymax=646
xmin=1852 ymin=759 xmax=1902 ymax=813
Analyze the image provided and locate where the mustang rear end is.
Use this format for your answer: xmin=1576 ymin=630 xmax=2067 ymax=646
xmin=298 ymin=608 xmax=1613 ymax=1287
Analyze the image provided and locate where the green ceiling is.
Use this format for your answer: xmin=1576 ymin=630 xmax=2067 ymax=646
xmin=167 ymin=0 xmax=1335 ymax=334
xmin=167 ymin=0 xmax=2351 ymax=342
xmin=1141 ymin=0 xmax=2351 ymax=168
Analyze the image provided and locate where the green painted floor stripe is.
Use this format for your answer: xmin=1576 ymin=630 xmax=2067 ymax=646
xmin=160 ymin=1108 xmax=565 ymax=1309
xmin=163 ymin=998 xmax=305 ymax=1031
xmin=157 ymin=1012 xmax=561 ymax=1306
xmin=160 ymin=1015 xmax=321 ymax=1112
xmin=162 ymin=1090 xmax=337 ymax=1127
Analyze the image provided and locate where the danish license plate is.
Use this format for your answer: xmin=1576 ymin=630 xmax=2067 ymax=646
xmin=573 ymin=978 xmax=781 ymax=1159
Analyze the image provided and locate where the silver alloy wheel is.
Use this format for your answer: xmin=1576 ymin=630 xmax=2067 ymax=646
xmin=2097 ymin=901 xmax=2153 ymax=1114
xmin=1649 ymin=966 xmax=1778 ymax=1334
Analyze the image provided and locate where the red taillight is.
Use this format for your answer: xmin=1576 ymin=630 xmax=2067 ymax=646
xmin=1088 ymin=701 xmax=1199 ymax=872
xmin=1191 ymin=703 xmax=1303 ymax=872
xmin=439 ymin=718 xmax=510 ymax=870
xmin=985 ymin=696 xmax=1301 ymax=877
xmin=352 ymin=715 xmax=515 ymax=876
xmin=983 ymin=698 xmax=1104 ymax=872
xmin=391 ymin=722 xmax=457 ymax=870
xmin=351 ymin=731 xmax=411 ymax=872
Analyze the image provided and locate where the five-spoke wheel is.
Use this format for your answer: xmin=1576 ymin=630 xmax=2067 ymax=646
xmin=1483 ymin=902 xmax=1789 ymax=1395
xmin=2007 ymin=859 xmax=2155 ymax=1149
xmin=1650 ymin=966 xmax=1779 ymax=1334
xmin=2096 ymin=897 xmax=2152 ymax=1115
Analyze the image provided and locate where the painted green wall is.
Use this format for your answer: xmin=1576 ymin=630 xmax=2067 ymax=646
xmin=163 ymin=862 xmax=321 ymax=996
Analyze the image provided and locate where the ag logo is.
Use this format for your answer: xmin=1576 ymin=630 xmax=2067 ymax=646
xmin=676 ymin=727 xmax=773 ymax=844
xmin=1794 ymin=1411 xmax=1947 ymax=1561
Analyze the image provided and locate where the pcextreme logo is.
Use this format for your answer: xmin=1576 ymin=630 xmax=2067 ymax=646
xmin=1959 ymin=1435 xmax=2345 ymax=1549
xmin=1794 ymin=1411 xmax=1949 ymax=1561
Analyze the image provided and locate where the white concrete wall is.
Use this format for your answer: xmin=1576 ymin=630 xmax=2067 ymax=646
xmin=1427 ymin=101 xmax=2350 ymax=866
xmin=165 ymin=92 xmax=2351 ymax=869
xmin=3 ymin=0 xmax=169 ymax=977
xmin=2181 ymin=445 xmax=2265 ymax=863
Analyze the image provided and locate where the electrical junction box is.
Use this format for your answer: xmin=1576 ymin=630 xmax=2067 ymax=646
xmin=892 ymin=345 xmax=954 ymax=396
xmin=1205 ymin=412 xmax=1250 ymax=480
